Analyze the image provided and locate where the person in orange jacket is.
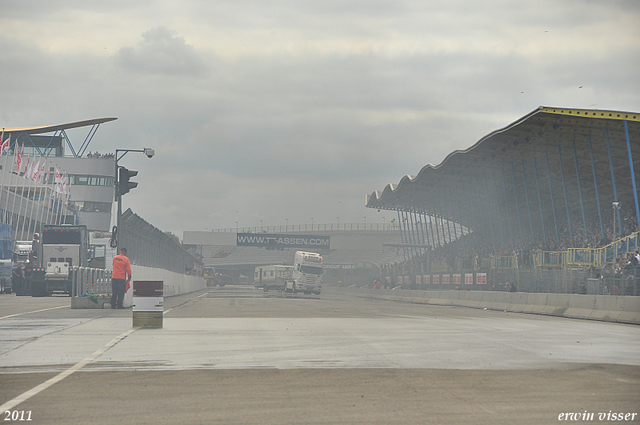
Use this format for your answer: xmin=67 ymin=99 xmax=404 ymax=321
xmin=111 ymin=247 xmax=132 ymax=309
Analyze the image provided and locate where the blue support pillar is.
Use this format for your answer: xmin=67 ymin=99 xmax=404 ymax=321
xmin=624 ymin=120 xmax=640 ymax=235
xmin=477 ymin=177 xmax=497 ymax=251
xmin=397 ymin=209 xmax=407 ymax=261
xmin=533 ymin=157 xmax=547 ymax=245
xmin=468 ymin=185 xmax=482 ymax=249
xmin=588 ymin=134 xmax=605 ymax=239
xmin=407 ymin=210 xmax=418 ymax=258
xmin=572 ymin=140 xmax=589 ymax=242
xmin=447 ymin=187 xmax=461 ymax=243
xmin=440 ymin=194 xmax=453 ymax=244
xmin=455 ymin=190 xmax=469 ymax=249
xmin=419 ymin=211 xmax=430 ymax=253
xmin=545 ymin=151 xmax=560 ymax=245
xmin=488 ymin=176 xmax=505 ymax=249
xmin=419 ymin=210 xmax=430 ymax=250
xmin=558 ymin=145 xmax=573 ymax=240
xmin=521 ymin=160 xmax=535 ymax=242
xmin=413 ymin=210 xmax=425 ymax=256
xmin=500 ymin=170 xmax=515 ymax=250
xmin=427 ymin=198 xmax=442 ymax=248
xmin=511 ymin=164 xmax=525 ymax=246
xmin=605 ymin=128 xmax=622 ymax=236
xmin=433 ymin=214 xmax=441 ymax=247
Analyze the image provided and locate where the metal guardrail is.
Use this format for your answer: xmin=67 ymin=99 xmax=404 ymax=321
xmin=72 ymin=267 xmax=112 ymax=296
xmin=491 ymin=255 xmax=518 ymax=269
xmin=563 ymin=232 xmax=639 ymax=268
xmin=534 ymin=251 xmax=565 ymax=269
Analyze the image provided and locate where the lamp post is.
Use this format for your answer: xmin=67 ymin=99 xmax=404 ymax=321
xmin=113 ymin=148 xmax=154 ymax=252
xmin=612 ymin=202 xmax=621 ymax=243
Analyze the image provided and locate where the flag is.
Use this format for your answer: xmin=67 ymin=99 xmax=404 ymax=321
xmin=0 ymin=135 xmax=9 ymax=154
xmin=31 ymin=160 xmax=41 ymax=181
xmin=39 ymin=162 xmax=47 ymax=184
xmin=13 ymin=145 xmax=23 ymax=173
xmin=55 ymin=167 xmax=65 ymax=194
xmin=23 ymin=157 xmax=31 ymax=178
xmin=62 ymin=171 xmax=69 ymax=196
xmin=125 ymin=279 xmax=130 ymax=293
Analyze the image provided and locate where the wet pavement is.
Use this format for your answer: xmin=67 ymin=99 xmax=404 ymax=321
xmin=1 ymin=286 xmax=639 ymax=424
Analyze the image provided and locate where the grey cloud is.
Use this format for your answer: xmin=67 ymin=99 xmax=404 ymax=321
xmin=115 ymin=27 xmax=209 ymax=77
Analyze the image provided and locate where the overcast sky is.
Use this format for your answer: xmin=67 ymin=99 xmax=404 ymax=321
xmin=1 ymin=0 xmax=639 ymax=237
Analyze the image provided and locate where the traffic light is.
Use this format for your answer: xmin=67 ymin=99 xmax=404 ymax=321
xmin=118 ymin=166 xmax=138 ymax=196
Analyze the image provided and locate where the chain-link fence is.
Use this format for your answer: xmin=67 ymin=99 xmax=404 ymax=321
xmin=118 ymin=208 xmax=201 ymax=275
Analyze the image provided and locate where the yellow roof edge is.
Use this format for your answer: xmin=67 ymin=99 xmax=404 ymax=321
xmin=1 ymin=117 xmax=118 ymax=135
xmin=540 ymin=107 xmax=640 ymax=122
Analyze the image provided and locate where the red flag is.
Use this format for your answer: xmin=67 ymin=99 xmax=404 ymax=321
xmin=0 ymin=136 xmax=9 ymax=154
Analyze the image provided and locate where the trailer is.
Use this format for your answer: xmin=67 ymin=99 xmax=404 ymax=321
xmin=254 ymin=265 xmax=294 ymax=292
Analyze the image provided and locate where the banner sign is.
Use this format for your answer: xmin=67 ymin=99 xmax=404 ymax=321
xmin=237 ymin=233 xmax=330 ymax=249
xmin=453 ymin=274 xmax=461 ymax=285
xmin=424 ymin=275 xmax=430 ymax=284
xmin=433 ymin=275 xmax=440 ymax=284
xmin=476 ymin=273 xmax=487 ymax=285
xmin=442 ymin=274 xmax=450 ymax=285
xmin=324 ymin=264 xmax=356 ymax=269
xmin=465 ymin=273 xmax=474 ymax=285
xmin=416 ymin=275 xmax=422 ymax=285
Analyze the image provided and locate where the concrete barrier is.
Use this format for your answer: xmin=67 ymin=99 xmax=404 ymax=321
xmin=491 ymin=292 xmax=512 ymax=312
xmin=563 ymin=294 xmax=597 ymax=320
xmin=522 ymin=293 xmax=548 ymax=315
xmin=545 ymin=294 xmax=572 ymax=316
xmin=619 ymin=296 xmax=640 ymax=324
xmin=349 ymin=287 xmax=640 ymax=325
xmin=507 ymin=292 xmax=529 ymax=313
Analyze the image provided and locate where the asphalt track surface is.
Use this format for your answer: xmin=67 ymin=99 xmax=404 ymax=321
xmin=1 ymin=286 xmax=639 ymax=425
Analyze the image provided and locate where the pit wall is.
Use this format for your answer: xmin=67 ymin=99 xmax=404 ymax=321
xmin=122 ymin=265 xmax=206 ymax=307
xmin=340 ymin=287 xmax=640 ymax=325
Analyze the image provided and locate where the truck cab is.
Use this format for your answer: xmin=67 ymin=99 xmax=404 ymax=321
xmin=30 ymin=225 xmax=90 ymax=296
xmin=291 ymin=251 xmax=323 ymax=295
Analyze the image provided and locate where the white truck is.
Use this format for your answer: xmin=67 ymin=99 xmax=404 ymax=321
xmin=29 ymin=224 xmax=91 ymax=296
xmin=12 ymin=240 xmax=33 ymax=263
xmin=255 ymin=251 xmax=324 ymax=295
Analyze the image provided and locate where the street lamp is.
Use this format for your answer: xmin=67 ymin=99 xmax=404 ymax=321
xmin=112 ymin=148 xmax=154 ymax=252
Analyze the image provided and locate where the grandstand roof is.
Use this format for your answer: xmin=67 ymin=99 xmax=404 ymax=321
xmin=2 ymin=117 xmax=117 ymax=135
xmin=366 ymin=106 xmax=640 ymax=249
xmin=2 ymin=117 xmax=118 ymax=158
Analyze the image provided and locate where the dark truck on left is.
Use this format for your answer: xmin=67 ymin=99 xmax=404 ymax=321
xmin=29 ymin=224 xmax=91 ymax=296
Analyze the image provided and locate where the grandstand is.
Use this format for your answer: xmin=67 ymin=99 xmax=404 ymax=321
xmin=366 ymin=106 xmax=640 ymax=294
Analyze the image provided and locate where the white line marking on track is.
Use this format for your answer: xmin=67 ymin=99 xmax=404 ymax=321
xmin=0 ymin=305 xmax=68 ymax=320
xmin=0 ymin=327 xmax=138 ymax=411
